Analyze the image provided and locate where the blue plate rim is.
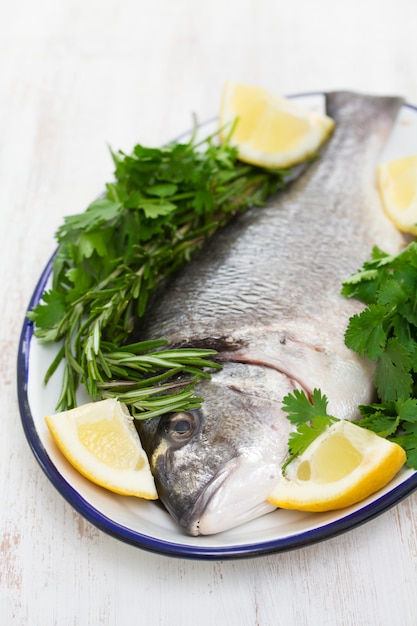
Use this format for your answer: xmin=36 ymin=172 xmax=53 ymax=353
xmin=17 ymin=96 xmax=417 ymax=560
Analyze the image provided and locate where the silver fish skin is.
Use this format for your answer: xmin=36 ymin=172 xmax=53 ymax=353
xmin=136 ymin=91 xmax=405 ymax=536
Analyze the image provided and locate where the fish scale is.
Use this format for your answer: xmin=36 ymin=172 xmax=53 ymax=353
xmin=136 ymin=91 xmax=405 ymax=536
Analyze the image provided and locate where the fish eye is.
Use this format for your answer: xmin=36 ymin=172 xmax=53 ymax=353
xmin=163 ymin=411 xmax=200 ymax=442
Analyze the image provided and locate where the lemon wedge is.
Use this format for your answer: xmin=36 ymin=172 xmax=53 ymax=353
xmin=267 ymin=420 xmax=405 ymax=512
xmin=45 ymin=398 xmax=158 ymax=499
xmin=219 ymin=81 xmax=335 ymax=168
xmin=377 ymin=155 xmax=417 ymax=235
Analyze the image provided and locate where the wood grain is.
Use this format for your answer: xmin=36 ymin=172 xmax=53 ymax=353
xmin=1 ymin=1 xmax=417 ymax=624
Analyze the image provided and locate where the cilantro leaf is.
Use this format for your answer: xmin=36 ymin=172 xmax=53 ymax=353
xmin=377 ymin=277 xmax=408 ymax=308
xmin=287 ymin=415 xmax=335 ymax=458
xmin=282 ymin=388 xmax=330 ymax=424
xmin=397 ymin=397 xmax=417 ymax=423
xmin=344 ymin=304 xmax=387 ymax=359
xmin=27 ymin=290 xmax=67 ymax=340
xmin=57 ymin=198 xmax=122 ymax=238
xmin=137 ymin=199 xmax=177 ymax=219
xmin=77 ymin=231 xmax=111 ymax=259
xmin=356 ymin=402 xmax=401 ymax=437
xmin=145 ymin=183 xmax=178 ymax=198
xmin=403 ymin=446 xmax=417 ymax=469
xmin=375 ymin=337 xmax=413 ymax=401
xmin=281 ymin=389 xmax=338 ymax=472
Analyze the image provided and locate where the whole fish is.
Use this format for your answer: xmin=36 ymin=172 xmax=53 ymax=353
xmin=136 ymin=92 xmax=405 ymax=536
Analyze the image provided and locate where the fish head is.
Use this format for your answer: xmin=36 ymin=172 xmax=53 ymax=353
xmin=137 ymin=362 xmax=294 ymax=536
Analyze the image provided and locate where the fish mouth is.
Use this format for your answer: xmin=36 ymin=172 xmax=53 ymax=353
xmin=177 ymin=460 xmax=235 ymax=536
xmin=178 ymin=455 xmax=277 ymax=536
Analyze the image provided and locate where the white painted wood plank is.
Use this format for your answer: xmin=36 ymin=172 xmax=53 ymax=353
xmin=1 ymin=1 xmax=417 ymax=625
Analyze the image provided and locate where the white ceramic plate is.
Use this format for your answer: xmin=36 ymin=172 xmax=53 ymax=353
xmin=17 ymin=93 xmax=417 ymax=560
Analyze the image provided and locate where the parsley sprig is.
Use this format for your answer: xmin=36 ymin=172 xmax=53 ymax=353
xmin=341 ymin=241 xmax=417 ymax=468
xmin=28 ymin=125 xmax=287 ymax=417
xmin=281 ymin=389 xmax=338 ymax=472
xmin=281 ymin=242 xmax=417 ymax=472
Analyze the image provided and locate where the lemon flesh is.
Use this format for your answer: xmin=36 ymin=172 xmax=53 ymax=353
xmin=377 ymin=155 xmax=417 ymax=234
xmin=267 ymin=421 xmax=406 ymax=512
xmin=45 ymin=398 xmax=158 ymax=499
xmin=219 ymin=81 xmax=335 ymax=168
xmin=296 ymin=434 xmax=363 ymax=483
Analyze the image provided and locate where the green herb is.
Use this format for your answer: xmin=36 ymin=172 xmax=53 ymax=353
xmin=28 ymin=124 xmax=287 ymax=417
xmin=281 ymin=388 xmax=338 ymax=472
xmin=341 ymin=240 xmax=417 ymax=468
xmin=281 ymin=240 xmax=417 ymax=471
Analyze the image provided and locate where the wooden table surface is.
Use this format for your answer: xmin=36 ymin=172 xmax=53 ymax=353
xmin=2 ymin=1 xmax=417 ymax=624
